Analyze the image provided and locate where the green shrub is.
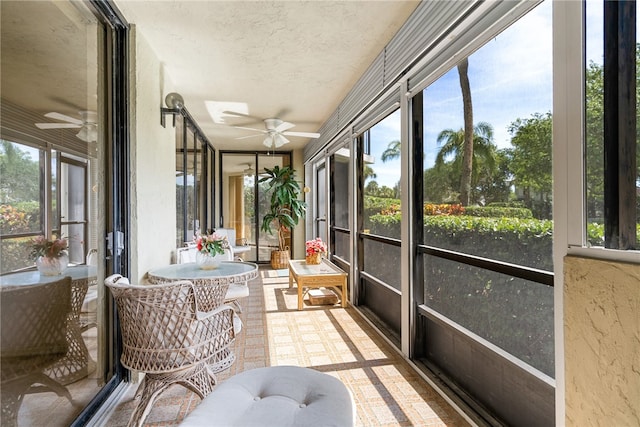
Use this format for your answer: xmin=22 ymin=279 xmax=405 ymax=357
xmin=1 ymin=237 xmax=33 ymax=274
xmin=0 ymin=202 xmax=39 ymax=234
xmin=464 ymin=206 xmax=533 ymax=219
xmin=369 ymin=213 xmax=553 ymax=270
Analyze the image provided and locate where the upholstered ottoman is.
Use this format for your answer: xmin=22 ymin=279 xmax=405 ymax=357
xmin=180 ymin=366 xmax=355 ymax=427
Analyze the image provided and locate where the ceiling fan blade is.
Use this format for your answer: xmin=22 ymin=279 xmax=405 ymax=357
xmin=275 ymin=121 xmax=296 ymax=132
xmin=35 ymin=123 xmax=82 ymax=129
xmin=233 ymin=125 xmax=266 ymax=133
xmin=282 ymin=131 xmax=321 ymax=138
xmin=43 ymin=112 xmax=83 ymax=125
xmin=236 ymin=134 xmax=262 ymax=140
xmin=222 ymin=110 xmax=264 ymax=121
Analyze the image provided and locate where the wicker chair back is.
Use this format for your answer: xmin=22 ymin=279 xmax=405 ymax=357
xmin=105 ymin=274 xmax=236 ymax=427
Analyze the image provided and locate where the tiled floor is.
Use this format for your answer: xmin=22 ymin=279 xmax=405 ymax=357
xmin=103 ymin=266 xmax=470 ymax=426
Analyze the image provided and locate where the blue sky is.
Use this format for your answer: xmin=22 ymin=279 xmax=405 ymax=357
xmin=370 ymin=0 xmax=554 ymax=188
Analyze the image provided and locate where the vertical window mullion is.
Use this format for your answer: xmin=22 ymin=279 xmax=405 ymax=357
xmin=603 ymin=0 xmax=637 ymax=249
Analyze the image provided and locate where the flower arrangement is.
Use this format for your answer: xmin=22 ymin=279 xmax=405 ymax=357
xmin=30 ymin=235 xmax=68 ymax=260
xmin=306 ymin=237 xmax=327 ymax=256
xmin=194 ymin=232 xmax=229 ymax=257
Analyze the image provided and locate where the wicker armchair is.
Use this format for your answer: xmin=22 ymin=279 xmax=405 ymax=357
xmin=1 ymin=277 xmax=73 ymax=427
xmin=105 ymin=274 xmax=236 ymax=427
xmin=175 ymin=246 xmax=249 ymax=313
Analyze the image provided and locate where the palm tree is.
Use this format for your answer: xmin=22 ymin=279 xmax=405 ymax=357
xmin=458 ymin=58 xmax=474 ymax=206
xmin=381 ymin=139 xmax=401 ymax=162
xmin=435 ymin=122 xmax=497 ymax=204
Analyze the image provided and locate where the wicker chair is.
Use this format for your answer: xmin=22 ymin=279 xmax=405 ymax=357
xmin=105 ymin=274 xmax=236 ymax=427
xmin=175 ymin=246 xmax=249 ymax=313
xmin=1 ymin=277 xmax=73 ymax=427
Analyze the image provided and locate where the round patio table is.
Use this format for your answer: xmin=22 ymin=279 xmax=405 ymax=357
xmin=147 ymin=261 xmax=258 ymax=287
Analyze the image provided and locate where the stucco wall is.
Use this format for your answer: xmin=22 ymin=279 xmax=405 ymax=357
xmin=564 ymin=255 xmax=640 ymax=426
xmin=129 ymin=25 xmax=177 ymax=283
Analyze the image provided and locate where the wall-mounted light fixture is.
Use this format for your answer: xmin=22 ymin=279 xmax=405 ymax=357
xmin=161 ymin=92 xmax=185 ymax=128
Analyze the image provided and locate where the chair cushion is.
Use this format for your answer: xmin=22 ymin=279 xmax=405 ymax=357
xmin=180 ymin=366 xmax=355 ymax=427
xmin=225 ymin=283 xmax=249 ymax=300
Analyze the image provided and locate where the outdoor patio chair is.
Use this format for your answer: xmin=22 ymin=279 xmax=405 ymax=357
xmin=213 ymin=228 xmax=251 ymax=260
xmin=105 ymin=274 xmax=236 ymax=427
xmin=1 ymin=277 xmax=73 ymax=427
xmin=175 ymin=245 xmax=249 ymax=313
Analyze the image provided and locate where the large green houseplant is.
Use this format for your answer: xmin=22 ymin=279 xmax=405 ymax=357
xmin=259 ymin=165 xmax=306 ymax=268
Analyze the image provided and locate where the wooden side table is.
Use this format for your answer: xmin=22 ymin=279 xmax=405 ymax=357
xmin=288 ymin=259 xmax=348 ymax=310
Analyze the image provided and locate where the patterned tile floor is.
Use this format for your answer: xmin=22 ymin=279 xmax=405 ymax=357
xmin=104 ymin=266 xmax=470 ymax=426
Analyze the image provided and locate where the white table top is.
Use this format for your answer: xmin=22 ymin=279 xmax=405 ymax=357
xmin=0 ymin=265 xmax=97 ymax=287
xmin=289 ymin=259 xmax=346 ymax=276
xmin=147 ymin=261 xmax=258 ymax=284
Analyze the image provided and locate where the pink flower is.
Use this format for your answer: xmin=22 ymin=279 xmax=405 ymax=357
xmin=305 ymin=237 xmax=327 ymax=256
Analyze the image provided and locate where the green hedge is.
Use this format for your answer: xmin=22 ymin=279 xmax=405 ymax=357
xmin=369 ymin=213 xmax=553 ymax=270
xmin=463 ymin=206 xmax=533 ymax=219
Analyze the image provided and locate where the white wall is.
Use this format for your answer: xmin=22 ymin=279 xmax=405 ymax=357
xmin=129 ymin=25 xmax=177 ymax=283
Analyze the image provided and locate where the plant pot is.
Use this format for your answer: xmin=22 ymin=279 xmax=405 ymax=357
xmin=36 ymin=253 xmax=69 ymax=276
xmin=196 ymin=251 xmax=223 ymax=270
xmin=270 ymin=250 xmax=290 ymax=269
xmin=305 ymin=252 xmax=322 ymax=265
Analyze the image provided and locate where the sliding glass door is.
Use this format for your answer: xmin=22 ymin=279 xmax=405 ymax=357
xmin=220 ymin=152 xmax=291 ymax=263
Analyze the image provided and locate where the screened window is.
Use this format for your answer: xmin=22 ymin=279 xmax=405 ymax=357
xmin=416 ymin=2 xmax=555 ymax=424
xmin=175 ymin=114 xmax=215 ymax=246
xmin=332 ymin=150 xmax=350 ymax=262
xmin=362 ymin=110 xmax=402 ymax=240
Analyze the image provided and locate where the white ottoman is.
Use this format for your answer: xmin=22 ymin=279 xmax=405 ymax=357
xmin=180 ymin=366 xmax=355 ymax=427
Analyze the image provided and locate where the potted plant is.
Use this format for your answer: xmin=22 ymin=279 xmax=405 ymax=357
xmin=259 ymin=165 xmax=306 ymax=269
xmin=30 ymin=234 xmax=69 ymax=276
xmin=193 ymin=231 xmax=229 ymax=269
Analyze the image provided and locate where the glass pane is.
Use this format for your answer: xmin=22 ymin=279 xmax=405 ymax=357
xmin=186 ymin=129 xmax=198 ymax=238
xmin=421 ymin=1 xmax=553 ymax=271
xmin=363 ymin=110 xmax=401 ymax=240
xmin=424 ymin=255 xmax=554 ymax=377
xmin=0 ymin=142 xmax=43 ymax=273
xmin=333 ymin=151 xmax=350 ymax=229
xmin=585 ymin=1 xmax=605 ymax=246
xmin=257 ymin=154 xmax=291 ymax=262
xmin=220 ymin=153 xmax=258 ymax=261
xmin=193 ymin=137 xmax=203 ymax=234
xmin=315 ymin=163 xmax=327 ymax=243
xmin=1 ymin=0 xmax=107 ymax=423
xmin=333 ymin=229 xmax=350 ymax=262
xmin=176 ymin=115 xmax=186 ymax=245
xmin=60 ymin=160 xmax=87 ymax=264
xmin=363 ymin=239 xmax=401 ymax=291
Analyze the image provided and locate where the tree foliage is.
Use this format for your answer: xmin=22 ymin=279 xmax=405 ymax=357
xmin=0 ymin=141 xmax=40 ymax=204
xmin=505 ymin=112 xmax=553 ymax=219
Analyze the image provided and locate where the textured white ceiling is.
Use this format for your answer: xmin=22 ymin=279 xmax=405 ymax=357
xmin=114 ymin=0 xmax=419 ymax=151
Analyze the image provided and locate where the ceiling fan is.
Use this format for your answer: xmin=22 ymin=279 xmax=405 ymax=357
xmin=231 ymin=117 xmax=321 ymax=148
xmin=243 ymin=163 xmax=255 ymax=175
xmin=35 ymin=111 xmax=98 ymax=142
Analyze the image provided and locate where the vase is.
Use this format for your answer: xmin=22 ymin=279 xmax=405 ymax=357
xmin=196 ymin=251 xmax=223 ymax=270
xmin=36 ymin=253 xmax=69 ymax=276
xmin=305 ymin=252 xmax=322 ymax=265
